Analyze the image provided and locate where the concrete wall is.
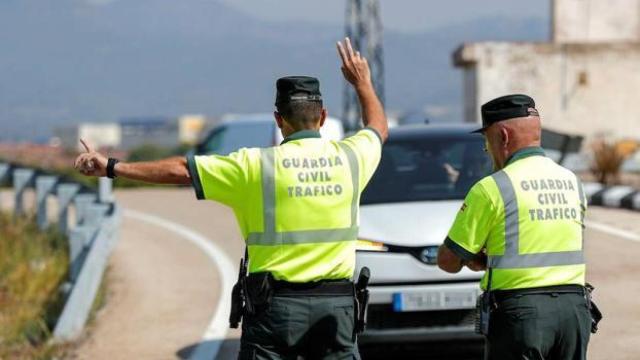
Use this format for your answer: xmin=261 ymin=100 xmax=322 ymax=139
xmin=454 ymin=42 xmax=640 ymax=140
xmin=553 ymin=0 xmax=640 ymax=43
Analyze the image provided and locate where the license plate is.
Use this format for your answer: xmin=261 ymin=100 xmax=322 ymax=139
xmin=392 ymin=289 xmax=479 ymax=312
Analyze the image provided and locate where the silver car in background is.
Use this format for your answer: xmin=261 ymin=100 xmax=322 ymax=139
xmin=356 ymin=124 xmax=493 ymax=344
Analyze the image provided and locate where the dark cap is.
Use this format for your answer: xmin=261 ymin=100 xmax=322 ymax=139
xmin=472 ymin=94 xmax=539 ymax=133
xmin=275 ymin=76 xmax=322 ymax=106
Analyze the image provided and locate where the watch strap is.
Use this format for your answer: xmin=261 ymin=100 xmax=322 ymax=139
xmin=106 ymin=158 xmax=120 ymax=179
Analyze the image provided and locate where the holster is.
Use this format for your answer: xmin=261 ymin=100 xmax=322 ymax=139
xmin=585 ymin=283 xmax=603 ymax=334
xmin=475 ymin=268 xmax=493 ymax=337
xmin=229 ymin=281 xmax=244 ymax=329
xmin=229 ymin=251 xmax=249 ymax=329
xmin=354 ymin=267 xmax=371 ymax=334
xmin=475 ymin=291 xmax=492 ymax=336
xmin=243 ymin=272 xmax=275 ymax=315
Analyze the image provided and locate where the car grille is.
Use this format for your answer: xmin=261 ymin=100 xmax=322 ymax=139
xmin=367 ymin=304 xmax=476 ymax=329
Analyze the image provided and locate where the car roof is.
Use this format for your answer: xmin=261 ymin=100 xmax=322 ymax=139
xmin=388 ymin=123 xmax=483 ymax=140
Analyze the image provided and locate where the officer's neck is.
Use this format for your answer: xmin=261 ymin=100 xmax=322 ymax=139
xmin=503 ymin=142 xmax=543 ymax=167
xmin=282 ymin=125 xmax=321 ymax=139
xmin=506 ymin=141 xmax=541 ymax=157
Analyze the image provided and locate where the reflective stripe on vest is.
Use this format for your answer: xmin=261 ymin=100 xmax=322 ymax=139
xmin=487 ymin=170 xmax=586 ymax=269
xmin=246 ymin=145 xmax=360 ymax=246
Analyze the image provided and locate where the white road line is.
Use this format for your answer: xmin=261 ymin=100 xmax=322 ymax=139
xmin=124 ymin=209 xmax=236 ymax=360
xmin=587 ymin=221 xmax=640 ymax=243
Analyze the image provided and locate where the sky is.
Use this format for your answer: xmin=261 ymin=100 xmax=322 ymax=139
xmin=0 ymin=0 xmax=552 ymax=141
xmin=219 ymin=0 xmax=550 ymax=33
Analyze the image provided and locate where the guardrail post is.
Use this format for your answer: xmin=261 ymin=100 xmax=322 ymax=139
xmin=67 ymin=226 xmax=96 ymax=282
xmin=36 ymin=176 xmax=58 ymax=230
xmin=98 ymin=177 xmax=114 ymax=204
xmin=0 ymin=163 xmax=10 ymax=210
xmin=13 ymin=168 xmax=35 ymax=217
xmin=74 ymin=193 xmax=97 ymax=225
xmin=56 ymin=183 xmax=81 ymax=235
xmin=85 ymin=203 xmax=111 ymax=228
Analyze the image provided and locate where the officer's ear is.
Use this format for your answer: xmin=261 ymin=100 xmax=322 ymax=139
xmin=318 ymin=108 xmax=327 ymax=128
xmin=500 ymin=127 xmax=510 ymax=148
xmin=274 ymin=111 xmax=284 ymax=129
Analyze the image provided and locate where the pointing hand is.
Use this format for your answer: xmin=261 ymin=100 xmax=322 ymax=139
xmin=74 ymin=139 xmax=108 ymax=177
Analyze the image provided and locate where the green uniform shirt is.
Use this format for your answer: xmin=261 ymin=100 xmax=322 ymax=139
xmin=445 ymin=147 xmax=587 ymax=290
xmin=187 ymin=127 xmax=382 ymax=282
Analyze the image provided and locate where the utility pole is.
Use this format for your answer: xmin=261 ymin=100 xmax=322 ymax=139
xmin=343 ymin=0 xmax=385 ymax=132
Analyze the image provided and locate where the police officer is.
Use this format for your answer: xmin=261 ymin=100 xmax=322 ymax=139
xmin=437 ymin=95 xmax=593 ymax=360
xmin=74 ymin=37 xmax=388 ymax=359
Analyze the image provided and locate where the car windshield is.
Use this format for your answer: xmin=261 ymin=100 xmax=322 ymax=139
xmin=361 ymin=135 xmax=493 ymax=204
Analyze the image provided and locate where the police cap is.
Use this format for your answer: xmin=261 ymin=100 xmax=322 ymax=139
xmin=472 ymin=94 xmax=539 ymax=133
xmin=275 ymin=76 xmax=323 ymax=106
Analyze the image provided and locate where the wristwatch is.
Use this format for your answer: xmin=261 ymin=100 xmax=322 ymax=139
xmin=106 ymin=158 xmax=120 ymax=179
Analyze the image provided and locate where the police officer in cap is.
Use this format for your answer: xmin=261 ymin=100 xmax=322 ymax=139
xmin=74 ymin=38 xmax=388 ymax=359
xmin=437 ymin=95 xmax=596 ymax=360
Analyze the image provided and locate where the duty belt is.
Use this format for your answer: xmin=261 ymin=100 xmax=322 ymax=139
xmin=271 ymin=278 xmax=354 ymax=296
xmin=492 ymin=284 xmax=585 ymax=302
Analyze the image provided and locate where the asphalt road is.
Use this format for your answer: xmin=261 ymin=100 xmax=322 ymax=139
xmin=69 ymin=189 xmax=640 ymax=360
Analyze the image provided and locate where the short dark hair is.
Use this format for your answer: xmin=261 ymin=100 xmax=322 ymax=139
xmin=276 ymin=94 xmax=323 ymax=129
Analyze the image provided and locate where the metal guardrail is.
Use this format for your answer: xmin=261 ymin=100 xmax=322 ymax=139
xmin=0 ymin=162 xmax=121 ymax=341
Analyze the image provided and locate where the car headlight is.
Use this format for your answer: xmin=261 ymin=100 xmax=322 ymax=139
xmin=356 ymin=241 xmax=440 ymax=265
xmin=356 ymin=239 xmax=388 ymax=252
xmin=416 ymin=245 xmax=439 ymax=265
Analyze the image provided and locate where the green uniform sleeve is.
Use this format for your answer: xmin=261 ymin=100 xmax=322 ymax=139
xmin=187 ymin=148 xmax=252 ymax=207
xmin=339 ymin=127 xmax=383 ymax=190
xmin=446 ymin=182 xmax=496 ymax=261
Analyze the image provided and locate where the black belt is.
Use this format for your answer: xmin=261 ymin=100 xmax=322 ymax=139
xmin=272 ymin=279 xmax=354 ymax=296
xmin=492 ymin=284 xmax=585 ymax=302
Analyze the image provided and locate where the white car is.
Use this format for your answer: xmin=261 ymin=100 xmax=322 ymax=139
xmin=356 ymin=123 xmax=493 ymax=344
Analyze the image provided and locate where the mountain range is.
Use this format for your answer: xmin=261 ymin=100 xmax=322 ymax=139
xmin=0 ymin=0 xmax=548 ymax=141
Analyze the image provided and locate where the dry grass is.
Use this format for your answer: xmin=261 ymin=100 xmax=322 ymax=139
xmin=0 ymin=213 xmax=68 ymax=359
xmin=590 ymin=139 xmax=634 ymax=185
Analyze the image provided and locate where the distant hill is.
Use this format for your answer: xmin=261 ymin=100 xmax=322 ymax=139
xmin=0 ymin=0 xmax=548 ymax=141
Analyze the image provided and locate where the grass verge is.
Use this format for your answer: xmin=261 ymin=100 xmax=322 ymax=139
xmin=0 ymin=213 xmax=68 ymax=359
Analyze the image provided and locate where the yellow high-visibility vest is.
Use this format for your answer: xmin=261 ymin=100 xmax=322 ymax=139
xmin=446 ymin=147 xmax=586 ymax=290
xmin=188 ymin=128 xmax=382 ymax=282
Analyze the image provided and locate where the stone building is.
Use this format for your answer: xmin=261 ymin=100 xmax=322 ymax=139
xmin=453 ymin=0 xmax=640 ymax=140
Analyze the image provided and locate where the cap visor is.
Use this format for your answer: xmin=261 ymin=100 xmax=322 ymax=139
xmin=470 ymin=126 xmax=487 ymax=134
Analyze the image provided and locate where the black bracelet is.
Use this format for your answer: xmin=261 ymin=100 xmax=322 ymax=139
xmin=107 ymin=158 xmax=120 ymax=179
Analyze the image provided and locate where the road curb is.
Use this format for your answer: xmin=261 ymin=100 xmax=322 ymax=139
xmin=584 ymin=182 xmax=640 ymax=211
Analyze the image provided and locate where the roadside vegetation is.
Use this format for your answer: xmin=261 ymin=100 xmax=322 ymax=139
xmin=0 ymin=213 xmax=68 ymax=359
xmin=590 ymin=138 xmax=639 ymax=185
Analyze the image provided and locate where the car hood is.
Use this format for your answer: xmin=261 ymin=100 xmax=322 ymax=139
xmin=359 ymin=200 xmax=462 ymax=247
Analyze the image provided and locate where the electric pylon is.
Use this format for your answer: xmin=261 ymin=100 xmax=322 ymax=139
xmin=343 ymin=0 xmax=385 ymax=132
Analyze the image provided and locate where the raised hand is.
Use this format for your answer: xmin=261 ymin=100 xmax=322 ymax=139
xmin=336 ymin=37 xmax=372 ymax=90
xmin=74 ymin=139 xmax=108 ymax=177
